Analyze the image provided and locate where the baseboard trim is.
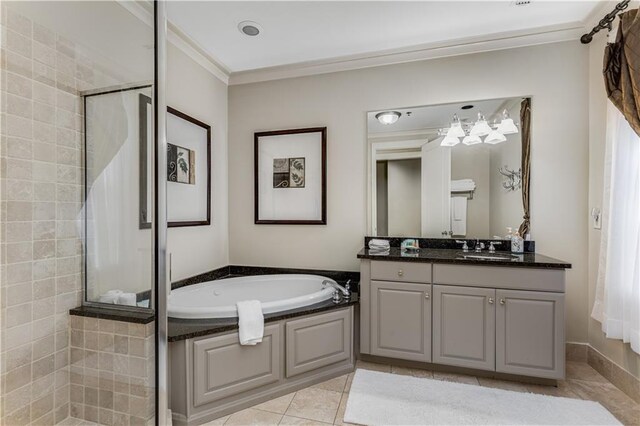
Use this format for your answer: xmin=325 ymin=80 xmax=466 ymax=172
xmin=565 ymin=342 xmax=588 ymax=362
xmin=586 ymin=345 xmax=640 ymax=404
xmin=566 ymin=342 xmax=639 ymax=403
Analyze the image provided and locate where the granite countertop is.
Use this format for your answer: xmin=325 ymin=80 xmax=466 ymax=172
xmin=168 ymin=293 xmax=358 ymax=342
xmin=357 ymin=247 xmax=571 ymax=269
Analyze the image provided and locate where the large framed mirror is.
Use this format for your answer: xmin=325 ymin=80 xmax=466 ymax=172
xmin=367 ymin=96 xmax=531 ymax=240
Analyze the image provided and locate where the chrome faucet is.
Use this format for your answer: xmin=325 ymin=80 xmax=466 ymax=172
xmin=323 ymin=280 xmax=350 ymax=300
xmin=475 ymin=239 xmax=485 ymax=253
xmin=488 ymin=241 xmax=502 ymax=253
xmin=456 ymin=240 xmax=469 ymax=252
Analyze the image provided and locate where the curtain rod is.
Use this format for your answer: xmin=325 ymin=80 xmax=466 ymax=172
xmin=581 ymin=0 xmax=631 ymax=44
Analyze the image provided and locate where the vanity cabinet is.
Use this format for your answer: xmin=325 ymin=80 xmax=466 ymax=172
xmin=371 ymin=281 xmax=431 ymax=362
xmin=360 ymin=259 xmax=567 ymax=380
xmin=495 ymin=289 xmax=564 ymax=379
xmin=432 ymin=285 xmax=495 ymax=370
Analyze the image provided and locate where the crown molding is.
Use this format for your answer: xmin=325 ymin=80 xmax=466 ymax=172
xmin=116 ymin=0 xmax=230 ymax=85
xmin=228 ymin=22 xmax=586 ymax=86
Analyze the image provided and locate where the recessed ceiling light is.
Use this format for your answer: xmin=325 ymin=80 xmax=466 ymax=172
xmin=375 ymin=111 xmax=401 ymax=125
xmin=238 ymin=21 xmax=262 ymax=37
xmin=461 ymin=105 xmax=474 ymax=110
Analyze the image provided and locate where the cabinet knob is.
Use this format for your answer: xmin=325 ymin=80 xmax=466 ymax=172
xmin=425 ymin=292 xmax=430 ymax=299
xmin=397 ymin=269 xmax=404 ymax=277
xmin=500 ymin=298 xmax=506 ymax=305
xmin=488 ymin=297 xmax=494 ymax=304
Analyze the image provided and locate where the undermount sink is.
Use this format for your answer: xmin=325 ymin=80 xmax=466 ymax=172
xmin=459 ymin=254 xmax=519 ymax=261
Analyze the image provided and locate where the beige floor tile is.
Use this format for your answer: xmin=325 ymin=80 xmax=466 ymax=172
xmin=202 ymin=415 xmax=230 ymax=425
xmin=285 ymin=387 xmax=342 ymax=424
xmin=611 ymin=407 xmax=640 ymax=426
xmin=312 ymin=376 xmax=348 ymax=393
xmin=391 ymin=365 xmax=433 ymax=378
xmin=344 ymin=374 xmax=354 ymax=393
xmin=568 ymin=379 xmax=639 ymax=413
xmin=432 ymin=371 xmax=479 ymax=385
xmin=525 ymin=382 xmax=581 ymax=399
xmin=477 ymin=377 xmax=530 ymax=392
xmin=355 ymin=360 xmax=391 ymax=373
xmin=279 ymin=415 xmax=332 ymax=425
xmin=225 ymin=408 xmax=283 ymax=425
xmin=253 ymin=393 xmax=296 ymax=414
xmin=333 ymin=393 xmax=351 ymax=426
xmin=57 ymin=418 xmax=83 ymax=425
xmin=566 ymin=361 xmax=609 ymax=383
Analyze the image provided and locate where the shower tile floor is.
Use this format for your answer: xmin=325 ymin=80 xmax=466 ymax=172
xmin=203 ymin=360 xmax=640 ymax=426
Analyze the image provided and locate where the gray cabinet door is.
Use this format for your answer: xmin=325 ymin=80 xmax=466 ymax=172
xmin=496 ymin=289 xmax=565 ymax=379
xmin=285 ymin=308 xmax=352 ymax=378
xmin=371 ymin=281 xmax=431 ymax=362
xmin=192 ymin=324 xmax=281 ymax=407
xmin=433 ymin=285 xmax=495 ymax=370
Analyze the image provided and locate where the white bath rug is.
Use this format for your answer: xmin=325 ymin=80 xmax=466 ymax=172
xmin=344 ymin=369 xmax=620 ymax=425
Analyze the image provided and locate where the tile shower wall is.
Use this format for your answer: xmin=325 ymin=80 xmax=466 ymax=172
xmin=68 ymin=316 xmax=155 ymax=426
xmin=0 ymin=5 xmax=127 ymax=425
xmin=1 ymin=6 xmax=84 ymax=425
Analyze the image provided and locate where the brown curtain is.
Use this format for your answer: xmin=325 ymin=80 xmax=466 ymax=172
xmin=604 ymin=8 xmax=640 ymax=137
xmin=518 ymin=98 xmax=531 ymax=237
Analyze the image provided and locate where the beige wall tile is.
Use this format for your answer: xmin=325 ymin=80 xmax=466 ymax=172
xmin=7 ymin=72 xmax=33 ymax=98
xmin=7 ymin=137 xmax=33 ymax=160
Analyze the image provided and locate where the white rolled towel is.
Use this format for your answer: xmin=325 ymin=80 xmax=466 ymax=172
xmin=99 ymin=290 xmax=122 ymax=304
xmin=237 ymin=300 xmax=264 ymax=345
xmin=117 ymin=293 xmax=137 ymax=306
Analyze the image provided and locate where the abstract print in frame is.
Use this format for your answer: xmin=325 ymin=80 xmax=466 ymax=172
xmin=255 ymin=127 xmax=326 ymax=224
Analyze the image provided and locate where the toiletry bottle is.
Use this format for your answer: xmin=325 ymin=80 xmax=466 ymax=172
xmin=511 ymin=231 xmax=524 ymax=254
xmin=505 ymin=227 xmax=513 ymax=240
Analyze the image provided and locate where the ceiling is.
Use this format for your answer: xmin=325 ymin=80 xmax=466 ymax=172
xmin=368 ymin=98 xmax=521 ymax=134
xmin=167 ymin=1 xmax=602 ymax=74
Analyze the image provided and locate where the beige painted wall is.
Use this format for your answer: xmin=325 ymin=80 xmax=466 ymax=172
xmin=587 ymin=37 xmax=640 ymax=379
xmin=229 ymin=41 xmax=590 ymax=342
xmin=387 ymin=159 xmax=421 ymax=236
xmin=167 ymin=44 xmax=229 ymax=281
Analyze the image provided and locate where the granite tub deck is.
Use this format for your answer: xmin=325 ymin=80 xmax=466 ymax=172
xmin=168 ymin=293 xmax=358 ymax=342
xmin=167 ymin=265 xmax=360 ymax=341
xmin=357 ymin=247 xmax=571 ymax=269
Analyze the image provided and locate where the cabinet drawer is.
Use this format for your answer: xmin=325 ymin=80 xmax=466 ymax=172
xmin=192 ymin=324 xmax=281 ymax=406
xmin=433 ymin=264 xmax=565 ymax=292
xmin=286 ymin=308 xmax=352 ymax=378
xmin=371 ymin=261 xmax=431 ymax=283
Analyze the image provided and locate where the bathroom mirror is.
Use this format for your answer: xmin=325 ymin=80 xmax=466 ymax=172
xmin=367 ymin=97 xmax=530 ymax=239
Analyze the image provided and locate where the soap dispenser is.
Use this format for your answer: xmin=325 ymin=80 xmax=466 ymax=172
xmin=505 ymin=227 xmax=513 ymax=240
xmin=511 ymin=231 xmax=524 ymax=254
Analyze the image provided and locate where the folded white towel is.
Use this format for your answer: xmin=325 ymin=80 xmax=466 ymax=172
xmin=451 ymin=196 xmax=468 ymax=236
xmin=117 ymin=293 xmax=137 ymax=306
xmin=369 ymin=239 xmax=390 ymax=250
xmin=451 ymin=179 xmax=476 ymax=192
xmin=237 ymin=300 xmax=264 ymax=345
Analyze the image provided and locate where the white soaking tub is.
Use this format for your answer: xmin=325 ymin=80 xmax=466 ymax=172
xmin=168 ymin=274 xmax=338 ymax=319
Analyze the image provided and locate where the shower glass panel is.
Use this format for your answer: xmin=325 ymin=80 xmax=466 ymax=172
xmin=84 ymin=86 xmax=155 ymax=307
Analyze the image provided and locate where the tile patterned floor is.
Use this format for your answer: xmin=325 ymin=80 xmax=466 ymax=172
xmin=203 ymin=360 xmax=640 ymax=426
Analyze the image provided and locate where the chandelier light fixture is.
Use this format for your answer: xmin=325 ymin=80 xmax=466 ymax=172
xmin=439 ymin=109 xmax=518 ymax=147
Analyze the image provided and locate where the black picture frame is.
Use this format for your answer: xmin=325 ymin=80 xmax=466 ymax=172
xmin=139 ymin=98 xmax=212 ymax=228
xmin=254 ymin=127 xmax=327 ymax=225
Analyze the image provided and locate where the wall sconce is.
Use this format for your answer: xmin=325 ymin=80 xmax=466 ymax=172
xmin=498 ymin=165 xmax=522 ymax=191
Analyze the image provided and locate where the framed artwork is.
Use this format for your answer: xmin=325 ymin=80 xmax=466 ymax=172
xmin=166 ymin=106 xmax=211 ymax=227
xmin=254 ymin=127 xmax=327 ymax=224
xmin=139 ymin=100 xmax=211 ymax=228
